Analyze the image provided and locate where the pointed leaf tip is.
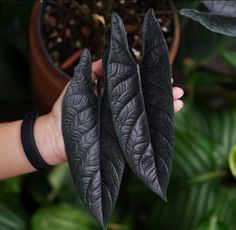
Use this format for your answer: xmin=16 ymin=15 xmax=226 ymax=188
xmin=79 ymin=49 xmax=91 ymax=66
xmin=109 ymin=11 xmax=135 ymax=66
xmin=146 ymin=8 xmax=155 ymax=17
xmin=144 ymin=8 xmax=157 ymax=25
xmin=73 ymin=48 xmax=91 ymax=73
xmin=155 ymin=185 xmax=167 ymax=201
xmin=142 ymin=8 xmax=166 ymax=55
xmin=161 ymin=192 xmax=168 ymax=202
xmin=111 ymin=12 xmax=121 ymax=24
xmin=110 ymin=12 xmax=129 ymax=48
xmin=81 ymin=48 xmax=90 ymax=56
xmin=72 ymin=49 xmax=92 ymax=88
xmin=111 ymin=12 xmax=126 ymax=35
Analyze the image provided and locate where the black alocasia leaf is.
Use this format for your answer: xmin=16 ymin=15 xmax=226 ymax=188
xmin=202 ymin=0 xmax=236 ymax=17
xmin=140 ymin=10 xmax=174 ymax=197
xmin=180 ymin=1 xmax=236 ymax=36
xmin=62 ymin=49 xmax=125 ymax=229
xmin=106 ymin=10 xmax=174 ymax=199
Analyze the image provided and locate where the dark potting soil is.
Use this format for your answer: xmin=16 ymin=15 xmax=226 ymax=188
xmin=41 ymin=0 xmax=175 ymax=77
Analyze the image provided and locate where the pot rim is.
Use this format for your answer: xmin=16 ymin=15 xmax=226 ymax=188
xmin=37 ymin=0 xmax=180 ymax=80
xmin=169 ymin=0 xmax=180 ymax=64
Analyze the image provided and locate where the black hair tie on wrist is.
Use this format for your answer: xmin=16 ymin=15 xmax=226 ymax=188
xmin=21 ymin=112 xmax=52 ymax=171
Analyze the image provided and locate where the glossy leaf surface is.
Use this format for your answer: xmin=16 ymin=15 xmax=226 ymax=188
xmin=106 ymin=10 xmax=174 ymax=199
xmin=62 ymin=50 xmax=125 ymax=228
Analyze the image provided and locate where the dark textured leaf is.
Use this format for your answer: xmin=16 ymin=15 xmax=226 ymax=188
xmin=62 ymin=50 xmax=125 ymax=228
xmin=140 ymin=9 xmax=174 ymax=197
xmin=180 ymin=9 xmax=236 ymax=36
xmin=202 ymin=0 xmax=236 ymax=17
xmin=106 ymin=10 xmax=174 ymax=199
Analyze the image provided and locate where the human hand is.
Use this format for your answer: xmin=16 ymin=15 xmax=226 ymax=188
xmin=42 ymin=59 xmax=184 ymax=165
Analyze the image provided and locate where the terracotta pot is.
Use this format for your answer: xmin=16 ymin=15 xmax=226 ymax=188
xmin=29 ymin=1 xmax=180 ymax=112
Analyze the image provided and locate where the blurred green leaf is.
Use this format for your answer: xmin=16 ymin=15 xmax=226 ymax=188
xmin=22 ymin=173 xmax=52 ymax=205
xmin=228 ymin=145 xmax=236 ymax=178
xmin=193 ymin=215 xmax=229 ymax=230
xmin=175 ymin=102 xmax=236 ymax=153
xmin=186 ymin=67 xmax=235 ymax=87
xmin=51 ymin=166 xmax=82 ymax=206
xmin=145 ymin=102 xmax=236 ymax=229
xmin=0 ymin=193 xmax=28 ymax=230
xmin=151 ymin=135 xmax=221 ymax=229
xmin=48 ymin=163 xmax=69 ymax=201
xmin=185 ymin=67 xmax=236 ymax=108
xmin=178 ymin=19 xmax=232 ymax=62
xmin=31 ymin=203 xmax=99 ymax=230
xmin=0 ymin=176 xmax=22 ymax=194
xmin=220 ymin=49 xmax=236 ymax=68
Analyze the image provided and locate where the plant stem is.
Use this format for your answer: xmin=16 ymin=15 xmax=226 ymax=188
xmin=60 ymin=50 xmax=82 ymax=70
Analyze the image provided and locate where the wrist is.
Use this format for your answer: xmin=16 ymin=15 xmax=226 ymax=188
xmin=34 ymin=113 xmax=66 ymax=165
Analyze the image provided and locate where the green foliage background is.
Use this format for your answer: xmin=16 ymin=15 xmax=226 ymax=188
xmin=0 ymin=1 xmax=236 ymax=229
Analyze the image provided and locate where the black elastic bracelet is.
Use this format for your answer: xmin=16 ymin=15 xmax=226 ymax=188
xmin=21 ymin=112 xmax=52 ymax=171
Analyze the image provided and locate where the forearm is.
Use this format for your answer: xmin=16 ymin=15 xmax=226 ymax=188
xmin=0 ymin=119 xmax=35 ymax=179
xmin=0 ymin=114 xmax=66 ymax=180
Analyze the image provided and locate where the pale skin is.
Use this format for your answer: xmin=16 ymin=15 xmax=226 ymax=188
xmin=0 ymin=60 xmax=184 ymax=180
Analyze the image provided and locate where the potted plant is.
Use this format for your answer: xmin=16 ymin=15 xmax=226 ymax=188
xmin=29 ymin=0 xmax=180 ymax=112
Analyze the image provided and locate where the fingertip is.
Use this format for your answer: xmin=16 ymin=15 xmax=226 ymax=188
xmin=173 ymin=87 xmax=184 ymax=100
xmin=174 ymin=100 xmax=184 ymax=113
